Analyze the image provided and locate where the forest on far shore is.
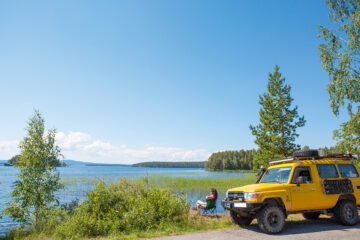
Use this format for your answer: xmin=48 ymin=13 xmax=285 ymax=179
xmin=205 ymin=150 xmax=256 ymax=171
xmin=132 ymin=161 xmax=206 ymax=168
xmin=205 ymin=146 xmax=347 ymax=171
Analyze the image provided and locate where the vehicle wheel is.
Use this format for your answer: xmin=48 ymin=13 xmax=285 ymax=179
xmin=334 ymin=200 xmax=358 ymax=225
xmin=257 ymin=205 xmax=285 ymax=234
xmin=302 ymin=212 xmax=320 ymax=220
xmin=230 ymin=211 xmax=253 ymax=226
xmin=293 ymin=150 xmax=319 ymax=157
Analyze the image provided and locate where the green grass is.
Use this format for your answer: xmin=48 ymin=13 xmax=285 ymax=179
xmin=61 ymin=176 xmax=120 ymax=186
xmin=61 ymin=174 xmax=257 ymax=193
xmin=59 ymin=175 xmax=258 ymax=208
xmin=96 ymin=214 xmax=234 ymax=240
xmin=4 ymin=214 xmax=233 ymax=240
xmin=206 ymin=169 xmax=255 ymax=173
xmin=147 ymin=175 xmax=257 ymax=193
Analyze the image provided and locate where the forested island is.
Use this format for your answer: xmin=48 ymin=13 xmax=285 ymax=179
xmin=132 ymin=161 xmax=206 ymax=168
xmin=5 ymin=155 xmax=66 ymax=167
xmin=133 ymin=150 xmax=256 ymax=170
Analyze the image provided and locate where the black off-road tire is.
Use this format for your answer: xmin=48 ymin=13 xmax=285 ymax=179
xmin=293 ymin=150 xmax=319 ymax=157
xmin=334 ymin=200 xmax=359 ymax=226
xmin=230 ymin=211 xmax=253 ymax=226
xmin=257 ymin=205 xmax=285 ymax=234
xmin=302 ymin=212 xmax=321 ymax=220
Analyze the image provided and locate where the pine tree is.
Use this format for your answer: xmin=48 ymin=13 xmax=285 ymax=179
xmin=250 ymin=65 xmax=306 ymax=169
xmin=223 ymin=158 xmax=233 ymax=170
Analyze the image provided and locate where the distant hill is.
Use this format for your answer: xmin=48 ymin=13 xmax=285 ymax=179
xmin=85 ymin=163 xmax=130 ymax=166
xmin=1 ymin=159 xmax=129 ymax=166
xmin=63 ymin=160 xmax=95 ymax=165
xmin=132 ymin=161 xmax=206 ymax=168
xmin=63 ymin=160 xmax=130 ymax=167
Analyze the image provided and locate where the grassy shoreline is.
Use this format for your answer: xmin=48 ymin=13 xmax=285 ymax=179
xmin=3 ymin=176 xmax=258 ymax=240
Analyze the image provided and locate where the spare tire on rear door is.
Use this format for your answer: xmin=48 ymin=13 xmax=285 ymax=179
xmin=293 ymin=150 xmax=319 ymax=158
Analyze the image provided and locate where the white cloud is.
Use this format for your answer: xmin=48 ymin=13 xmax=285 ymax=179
xmin=55 ymin=132 xmax=210 ymax=164
xmin=123 ymin=146 xmax=209 ymax=162
xmin=0 ymin=140 xmax=19 ymax=159
xmin=56 ymin=131 xmax=91 ymax=150
xmin=0 ymin=132 xmax=211 ymax=164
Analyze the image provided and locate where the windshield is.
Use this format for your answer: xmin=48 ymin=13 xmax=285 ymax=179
xmin=260 ymin=167 xmax=293 ymax=183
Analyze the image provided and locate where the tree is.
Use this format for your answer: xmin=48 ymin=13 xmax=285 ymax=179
xmin=205 ymin=150 xmax=255 ymax=170
xmin=318 ymin=0 xmax=360 ymax=156
xmin=302 ymin=145 xmax=310 ymax=150
xmin=3 ymin=110 xmax=63 ymax=229
xmin=318 ymin=144 xmax=347 ymax=156
xmin=250 ymin=65 xmax=306 ymax=169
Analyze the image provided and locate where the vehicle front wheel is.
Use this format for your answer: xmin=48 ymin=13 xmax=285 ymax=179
xmin=257 ymin=205 xmax=285 ymax=234
xmin=230 ymin=211 xmax=253 ymax=226
xmin=334 ymin=200 xmax=358 ymax=226
xmin=302 ymin=212 xmax=320 ymax=220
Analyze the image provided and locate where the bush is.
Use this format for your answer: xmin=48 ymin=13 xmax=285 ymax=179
xmin=54 ymin=178 xmax=190 ymax=238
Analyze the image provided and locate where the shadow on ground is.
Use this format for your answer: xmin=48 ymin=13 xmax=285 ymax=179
xmin=243 ymin=216 xmax=360 ymax=235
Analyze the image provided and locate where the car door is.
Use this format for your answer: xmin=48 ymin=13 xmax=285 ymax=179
xmin=290 ymin=166 xmax=322 ymax=211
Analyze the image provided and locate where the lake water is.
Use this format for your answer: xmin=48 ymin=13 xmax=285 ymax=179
xmin=0 ymin=165 xmax=251 ymax=236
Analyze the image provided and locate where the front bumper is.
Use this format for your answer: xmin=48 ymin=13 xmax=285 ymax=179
xmin=221 ymin=199 xmax=263 ymax=212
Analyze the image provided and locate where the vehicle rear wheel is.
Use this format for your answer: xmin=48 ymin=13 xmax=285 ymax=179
xmin=257 ymin=205 xmax=285 ymax=234
xmin=302 ymin=212 xmax=320 ymax=220
xmin=334 ymin=200 xmax=358 ymax=225
xmin=230 ymin=211 xmax=253 ymax=226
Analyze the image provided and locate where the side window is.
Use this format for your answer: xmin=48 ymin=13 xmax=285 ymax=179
xmin=316 ymin=164 xmax=339 ymax=178
xmin=291 ymin=167 xmax=312 ymax=184
xmin=338 ymin=164 xmax=359 ymax=178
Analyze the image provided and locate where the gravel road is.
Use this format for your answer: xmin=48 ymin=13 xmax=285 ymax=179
xmin=150 ymin=218 xmax=360 ymax=240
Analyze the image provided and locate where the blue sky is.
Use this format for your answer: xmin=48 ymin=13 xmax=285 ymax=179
xmin=0 ymin=0 xmax=349 ymax=163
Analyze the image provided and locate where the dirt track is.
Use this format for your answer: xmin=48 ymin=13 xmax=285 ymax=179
xmin=150 ymin=217 xmax=360 ymax=240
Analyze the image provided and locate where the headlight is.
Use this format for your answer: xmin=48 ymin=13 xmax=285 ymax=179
xmin=226 ymin=191 xmax=228 ymax=198
xmin=244 ymin=192 xmax=261 ymax=200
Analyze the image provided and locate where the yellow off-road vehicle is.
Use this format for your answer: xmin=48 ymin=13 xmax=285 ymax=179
xmin=221 ymin=150 xmax=360 ymax=234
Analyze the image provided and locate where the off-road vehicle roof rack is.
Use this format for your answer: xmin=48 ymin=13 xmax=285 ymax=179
xmin=268 ymin=153 xmax=355 ymax=166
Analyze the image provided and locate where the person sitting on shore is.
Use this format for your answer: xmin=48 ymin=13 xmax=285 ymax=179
xmin=194 ymin=188 xmax=218 ymax=214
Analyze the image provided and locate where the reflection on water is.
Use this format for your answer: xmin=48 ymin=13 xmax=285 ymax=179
xmin=0 ymin=165 xmax=251 ymax=236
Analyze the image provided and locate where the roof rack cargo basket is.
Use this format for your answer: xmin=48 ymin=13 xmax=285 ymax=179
xmin=268 ymin=154 xmax=354 ymax=165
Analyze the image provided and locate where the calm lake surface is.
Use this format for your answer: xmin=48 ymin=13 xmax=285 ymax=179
xmin=0 ymin=165 xmax=252 ymax=236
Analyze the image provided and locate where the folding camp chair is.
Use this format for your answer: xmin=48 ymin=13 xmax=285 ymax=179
xmin=201 ymin=199 xmax=217 ymax=214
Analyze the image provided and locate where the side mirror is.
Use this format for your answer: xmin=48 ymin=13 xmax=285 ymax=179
xmin=296 ymin=176 xmax=304 ymax=187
